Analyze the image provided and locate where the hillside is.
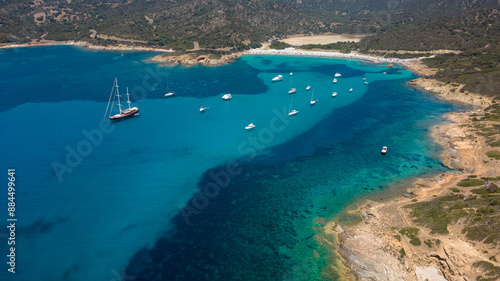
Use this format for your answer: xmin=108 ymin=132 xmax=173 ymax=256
xmin=1 ymin=0 xmax=499 ymax=50
xmin=358 ymin=8 xmax=500 ymax=98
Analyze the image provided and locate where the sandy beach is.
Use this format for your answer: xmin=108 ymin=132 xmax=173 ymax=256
xmin=0 ymin=40 xmax=174 ymax=53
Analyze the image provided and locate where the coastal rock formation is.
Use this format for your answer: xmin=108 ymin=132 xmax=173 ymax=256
xmin=150 ymin=52 xmax=244 ymax=66
xmin=409 ymin=78 xmax=492 ymax=107
xmin=329 ymin=92 xmax=500 ymax=280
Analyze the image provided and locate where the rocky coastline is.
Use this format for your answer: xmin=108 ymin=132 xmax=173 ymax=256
xmin=325 ymin=63 xmax=500 ymax=280
xmin=149 ymin=52 xmax=244 ymax=66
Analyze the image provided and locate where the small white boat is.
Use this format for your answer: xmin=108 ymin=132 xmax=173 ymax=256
xmin=165 ymin=92 xmax=175 ymax=97
xmin=288 ymin=88 xmax=297 ymax=94
xmin=334 ymin=73 xmax=342 ymax=78
xmin=245 ymin=123 xmax=256 ymax=130
xmin=272 ymin=75 xmax=283 ymax=82
xmin=383 ymin=72 xmax=386 ymax=75
xmin=310 ymin=88 xmax=317 ymax=105
xmin=332 ymin=92 xmax=337 ymax=97
xmin=363 ymin=77 xmax=366 ymax=81
xmin=381 ymin=146 xmax=388 ymax=154
xmin=333 ymin=78 xmax=337 ymax=84
xmin=222 ymin=93 xmax=232 ymax=100
xmin=200 ymin=106 xmax=207 ymax=112
xmin=349 ymin=88 xmax=353 ymax=92
xmin=290 ymin=72 xmax=293 ymax=76
xmin=288 ymin=95 xmax=298 ymax=116
xmin=365 ymin=82 xmax=368 ymax=85
xmin=306 ymin=86 xmax=311 ymax=91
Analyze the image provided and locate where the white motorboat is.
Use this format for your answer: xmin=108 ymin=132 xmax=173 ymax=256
xmin=333 ymin=78 xmax=337 ymax=84
xmin=200 ymin=106 xmax=207 ymax=112
xmin=222 ymin=93 xmax=232 ymax=100
xmin=334 ymin=73 xmax=342 ymax=78
xmin=245 ymin=123 xmax=256 ymax=130
xmin=306 ymin=86 xmax=311 ymax=91
xmin=272 ymin=75 xmax=283 ymax=82
xmin=332 ymin=92 xmax=337 ymax=97
xmin=349 ymin=88 xmax=353 ymax=92
xmin=164 ymin=92 xmax=175 ymax=97
xmin=363 ymin=77 xmax=366 ymax=81
xmin=365 ymin=81 xmax=368 ymax=85
xmin=381 ymin=146 xmax=388 ymax=154
xmin=288 ymin=88 xmax=297 ymax=94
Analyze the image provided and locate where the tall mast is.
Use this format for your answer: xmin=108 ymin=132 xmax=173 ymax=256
xmin=116 ymin=79 xmax=123 ymax=113
xmin=126 ymin=87 xmax=131 ymax=109
xmin=104 ymin=78 xmax=117 ymax=118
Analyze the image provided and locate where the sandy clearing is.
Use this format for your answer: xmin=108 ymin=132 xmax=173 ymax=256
xmin=279 ymin=34 xmax=367 ymax=46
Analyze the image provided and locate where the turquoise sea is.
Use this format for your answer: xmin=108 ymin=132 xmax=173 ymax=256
xmin=0 ymin=46 xmax=456 ymax=280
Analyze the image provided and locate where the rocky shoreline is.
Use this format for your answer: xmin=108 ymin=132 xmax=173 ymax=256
xmin=326 ymin=64 xmax=500 ymax=280
xmin=149 ymin=52 xmax=244 ymax=66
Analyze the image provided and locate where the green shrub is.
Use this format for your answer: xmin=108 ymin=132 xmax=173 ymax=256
xmin=486 ymin=150 xmax=500 ymax=160
xmin=457 ymin=179 xmax=485 ymax=187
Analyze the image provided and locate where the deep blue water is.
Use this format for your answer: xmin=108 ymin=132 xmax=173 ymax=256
xmin=0 ymin=46 xmax=455 ymax=280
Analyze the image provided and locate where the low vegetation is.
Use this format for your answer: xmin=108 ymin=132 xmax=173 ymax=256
xmin=473 ymin=261 xmax=500 ymax=281
xmin=269 ymin=41 xmax=291 ymax=50
xmin=406 ymin=179 xmax=500 ymax=244
xmin=398 ymin=227 xmax=421 ymax=246
xmin=457 ymin=179 xmax=486 ymax=187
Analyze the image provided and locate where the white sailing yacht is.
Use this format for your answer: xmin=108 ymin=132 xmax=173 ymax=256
xmin=105 ymin=78 xmax=139 ymax=121
xmin=288 ymin=71 xmax=296 ymax=94
xmin=310 ymin=88 xmax=317 ymax=105
xmin=165 ymin=78 xmax=175 ymax=97
xmin=288 ymin=95 xmax=298 ymax=116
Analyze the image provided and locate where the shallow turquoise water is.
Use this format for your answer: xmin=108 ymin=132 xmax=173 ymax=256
xmin=0 ymin=46 xmax=455 ymax=280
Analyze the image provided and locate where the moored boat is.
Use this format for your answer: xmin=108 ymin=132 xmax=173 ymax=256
xmin=334 ymin=73 xmax=342 ymax=78
xmin=222 ymin=93 xmax=232 ymax=100
xmin=310 ymin=88 xmax=317 ymax=105
xmin=332 ymin=92 xmax=337 ymax=97
xmin=381 ymin=146 xmax=388 ymax=154
xmin=288 ymin=88 xmax=297 ymax=94
xmin=272 ymin=75 xmax=283 ymax=82
xmin=333 ymin=78 xmax=337 ymax=84
xmin=245 ymin=123 xmax=256 ymax=130
xmin=104 ymin=78 xmax=139 ymax=121
xmin=306 ymin=86 xmax=311 ymax=91
xmin=200 ymin=106 xmax=207 ymax=112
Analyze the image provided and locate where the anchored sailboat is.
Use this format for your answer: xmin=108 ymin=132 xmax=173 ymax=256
xmin=310 ymin=88 xmax=317 ymax=105
xmin=288 ymin=71 xmax=296 ymax=94
xmin=288 ymin=95 xmax=298 ymax=116
xmin=104 ymin=78 xmax=139 ymax=121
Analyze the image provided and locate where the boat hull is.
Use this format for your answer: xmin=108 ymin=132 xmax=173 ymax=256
xmin=109 ymin=107 xmax=139 ymax=121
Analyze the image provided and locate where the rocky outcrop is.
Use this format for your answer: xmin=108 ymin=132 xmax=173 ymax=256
xmin=150 ymin=52 xmax=244 ymax=66
xmin=409 ymin=78 xmax=492 ymax=107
